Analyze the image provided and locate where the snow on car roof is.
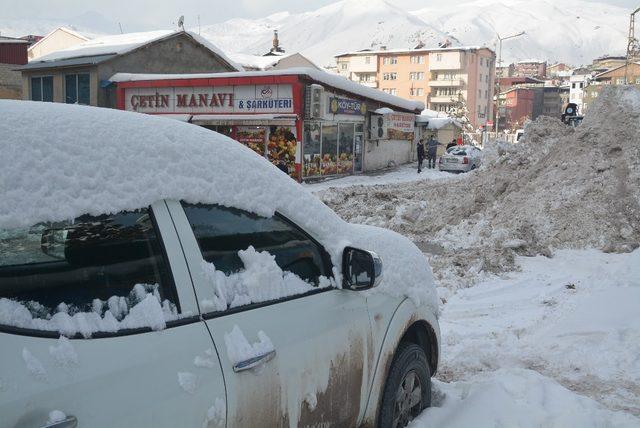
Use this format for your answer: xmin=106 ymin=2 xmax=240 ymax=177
xmin=0 ymin=100 xmax=438 ymax=312
xmin=111 ymin=67 xmax=424 ymax=112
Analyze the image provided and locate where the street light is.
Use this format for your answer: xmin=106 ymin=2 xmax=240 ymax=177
xmin=494 ymin=31 xmax=525 ymax=137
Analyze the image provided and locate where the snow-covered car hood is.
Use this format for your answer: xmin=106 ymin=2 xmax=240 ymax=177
xmin=0 ymin=100 xmax=437 ymax=314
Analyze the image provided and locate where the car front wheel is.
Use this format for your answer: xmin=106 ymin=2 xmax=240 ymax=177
xmin=378 ymin=342 xmax=431 ymax=428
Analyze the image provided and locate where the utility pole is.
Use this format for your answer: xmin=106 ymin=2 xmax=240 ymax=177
xmin=625 ymin=7 xmax=640 ymax=84
xmin=494 ymin=31 xmax=525 ymax=137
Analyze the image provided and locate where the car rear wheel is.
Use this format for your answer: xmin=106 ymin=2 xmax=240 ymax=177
xmin=378 ymin=342 xmax=431 ymax=428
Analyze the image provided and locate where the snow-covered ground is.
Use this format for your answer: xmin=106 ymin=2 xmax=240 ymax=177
xmin=304 ymin=163 xmax=456 ymax=192
xmin=414 ymin=249 xmax=640 ymax=426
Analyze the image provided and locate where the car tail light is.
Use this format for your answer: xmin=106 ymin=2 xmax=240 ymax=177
xmin=463 ymin=157 xmax=469 ymax=164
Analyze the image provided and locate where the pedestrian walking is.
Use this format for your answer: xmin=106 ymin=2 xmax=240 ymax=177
xmin=426 ymin=135 xmax=441 ymax=169
xmin=417 ymin=139 xmax=425 ymax=173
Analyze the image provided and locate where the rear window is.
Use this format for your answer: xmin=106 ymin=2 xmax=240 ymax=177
xmin=0 ymin=209 xmax=180 ymax=337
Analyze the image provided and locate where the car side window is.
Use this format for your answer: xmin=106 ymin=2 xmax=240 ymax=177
xmin=0 ymin=208 xmax=180 ymax=337
xmin=181 ymin=203 xmax=331 ymax=286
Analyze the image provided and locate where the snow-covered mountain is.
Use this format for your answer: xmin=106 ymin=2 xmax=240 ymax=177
xmin=412 ymin=0 xmax=628 ymax=66
xmin=0 ymin=0 xmax=629 ymax=67
xmin=197 ymin=0 xmax=448 ymax=67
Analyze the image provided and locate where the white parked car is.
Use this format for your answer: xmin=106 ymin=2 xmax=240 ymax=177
xmin=0 ymin=101 xmax=440 ymax=428
xmin=439 ymin=145 xmax=482 ymax=173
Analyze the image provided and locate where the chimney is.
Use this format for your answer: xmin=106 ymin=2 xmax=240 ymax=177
xmin=273 ymin=30 xmax=279 ymax=51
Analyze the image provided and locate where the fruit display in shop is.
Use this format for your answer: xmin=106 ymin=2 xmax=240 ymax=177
xmin=268 ymin=126 xmax=297 ymax=177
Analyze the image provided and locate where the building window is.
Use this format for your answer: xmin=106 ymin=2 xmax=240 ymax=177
xmin=389 ymin=88 xmax=397 ymax=95
xmin=410 ymin=55 xmax=424 ymax=64
xmin=416 ymin=88 xmax=424 ymax=96
xmin=616 ymin=78 xmax=625 ymax=85
xmin=365 ymin=56 xmax=371 ymax=64
xmin=436 ymin=53 xmax=442 ymax=61
xmin=340 ymin=62 xmax=348 ymax=70
xmin=383 ymin=72 xmax=397 ymax=81
xmin=382 ymin=57 xmax=398 ymax=65
xmin=480 ymin=57 xmax=483 ymax=66
xmin=30 ymin=76 xmax=53 ymax=102
xmin=409 ymin=72 xmax=424 ymax=80
xmin=485 ymin=89 xmax=488 ymax=98
xmin=65 ymin=73 xmax=90 ymax=105
xmin=636 ymin=77 xmax=640 ymax=84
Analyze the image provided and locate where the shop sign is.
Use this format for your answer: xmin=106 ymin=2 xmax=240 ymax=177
xmin=328 ymin=97 xmax=366 ymax=115
xmin=125 ymin=84 xmax=294 ymax=114
xmin=386 ymin=112 xmax=415 ymax=140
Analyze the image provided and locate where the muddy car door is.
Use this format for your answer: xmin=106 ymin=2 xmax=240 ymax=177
xmin=168 ymin=201 xmax=375 ymax=427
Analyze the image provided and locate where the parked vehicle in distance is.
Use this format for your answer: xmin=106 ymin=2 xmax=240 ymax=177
xmin=515 ymin=129 xmax=525 ymax=142
xmin=0 ymin=101 xmax=440 ymax=428
xmin=439 ymin=145 xmax=482 ymax=173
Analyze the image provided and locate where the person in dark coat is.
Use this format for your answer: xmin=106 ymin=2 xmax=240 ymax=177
xmin=277 ymin=160 xmax=289 ymax=174
xmin=426 ymin=136 xmax=442 ymax=169
xmin=446 ymin=139 xmax=457 ymax=150
xmin=417 ymin=139 xmax=425 ymax=173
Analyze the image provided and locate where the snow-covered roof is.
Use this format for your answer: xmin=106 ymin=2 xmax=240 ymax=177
xmin=516 ymin=59 xmax=547 ymax=64
xmin=28 ymin=30 xmax=243 ymax=71
xmin=0 ymin=36 xmax=30 ymax=44
xmin=335 ymin=45 xmax=492 ymax=58
xmin=0 ymin=100 xmax=438 ymax=315
xmin=27 ymin=26 xmax=92 ymax=53
xmin=416 ymin=116 xmax=462 ymax=130
xmin=111 ymin=67 xmax=424 ymax=112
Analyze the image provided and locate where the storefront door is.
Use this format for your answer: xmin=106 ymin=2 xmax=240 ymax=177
xmin=338 ymin=123 xmax=355 ymax=175
xmin=354 ymin=123 xmax=364 ymax=173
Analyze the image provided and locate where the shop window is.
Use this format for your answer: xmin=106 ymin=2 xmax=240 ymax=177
xmin=321 ymin=124 xmax=338 ymax=175
xmin=65 ymin=73 xmax=90 ymax=105
xmin=236 ymin=126 xmax=266 ymax=157
xmin=30 ymin=76 xmax=53 ymax=102
xmin=303 ymin=122 xmax=321 ymax=177
xmin=267 ymin=126 xmax=297 ymax=177
xmin=338 ymin=123 xmax=355 ymax=175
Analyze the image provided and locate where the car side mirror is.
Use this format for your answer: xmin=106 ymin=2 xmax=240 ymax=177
xmin=342 ymin=247 xmax=383 ymax=290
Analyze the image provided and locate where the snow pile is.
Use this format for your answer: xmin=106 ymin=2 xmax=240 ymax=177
xmin=0 ymin=283 xmax=179 ymax=337
xmin=413 ymin=368 xmax=639 ymax=428
xmin=199 ymin=246 xmax=330 ymax=312
xmin=47 ymin=410 xmax=67 ymax=424
xmin=319 ymin=86 xmax=640 ymax=291
xmin=223 ymin=325 xmax=274 ymax=366
xmin=436 ymin=249 xmax=640 ymax=417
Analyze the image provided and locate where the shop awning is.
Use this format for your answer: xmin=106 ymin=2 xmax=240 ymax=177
xmin=156 ymin=114 xmax=193 ymax=122
xmin=190 ymin=114 xmax=297 ymax=126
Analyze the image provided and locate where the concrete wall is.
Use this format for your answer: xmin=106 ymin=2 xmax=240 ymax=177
xmin=97 ymin=33 xmax=236 ymax=107
xmin=0 ymin=63 xmax=23 ymax=99
xmin=28 ymin=29 xmax=87 ymax=60
xmin=363 ymin=138 xmax=412 ymax=171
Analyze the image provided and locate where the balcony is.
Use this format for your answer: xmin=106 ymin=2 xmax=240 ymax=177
xmin=429 ymin=95 xmax=458 ymax=103
xmin=428 ymin=79 xmax=464 ymax=87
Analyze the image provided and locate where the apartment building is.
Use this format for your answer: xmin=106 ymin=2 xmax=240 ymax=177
xmin=336 ymin=50 xmax=378 ymax=88
xmin=335 ymin=46 xmax=496 ymax=128
xmin=514 ymin=60 xmax=547 ymax=79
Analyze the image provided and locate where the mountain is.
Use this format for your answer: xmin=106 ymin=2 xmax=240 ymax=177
xmin=0 ymin=0 xmax=629 ymax=67
xmin=197 ymin=0 xmax=628 ymax=67
xmin=197 ymin=0 xmax=448 ymax=67
xmin=412 ymin=0 xmax=629 ymax=66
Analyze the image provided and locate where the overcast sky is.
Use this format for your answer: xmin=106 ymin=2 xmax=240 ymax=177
xmin=1 ymin=0 xmax=637 ymax=32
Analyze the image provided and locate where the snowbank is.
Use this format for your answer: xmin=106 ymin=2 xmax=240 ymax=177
xmin=319 ymin=86 xmax=640 ymax=290
xmin=414 ymin=369 xmax=639 ymax=428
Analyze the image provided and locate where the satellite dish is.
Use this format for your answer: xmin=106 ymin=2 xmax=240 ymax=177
xmin=178 ymin=15 xmax=184 ymax=30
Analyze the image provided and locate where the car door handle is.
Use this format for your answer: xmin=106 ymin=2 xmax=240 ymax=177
xmin=41 ymin=415 xmax=78 ymax=428
xmin=233 ymin=349 xmax=276 ymax=372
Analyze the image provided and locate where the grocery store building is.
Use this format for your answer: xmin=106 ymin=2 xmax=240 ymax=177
xmin=110 ymin=68 xmax=423 ymax=181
